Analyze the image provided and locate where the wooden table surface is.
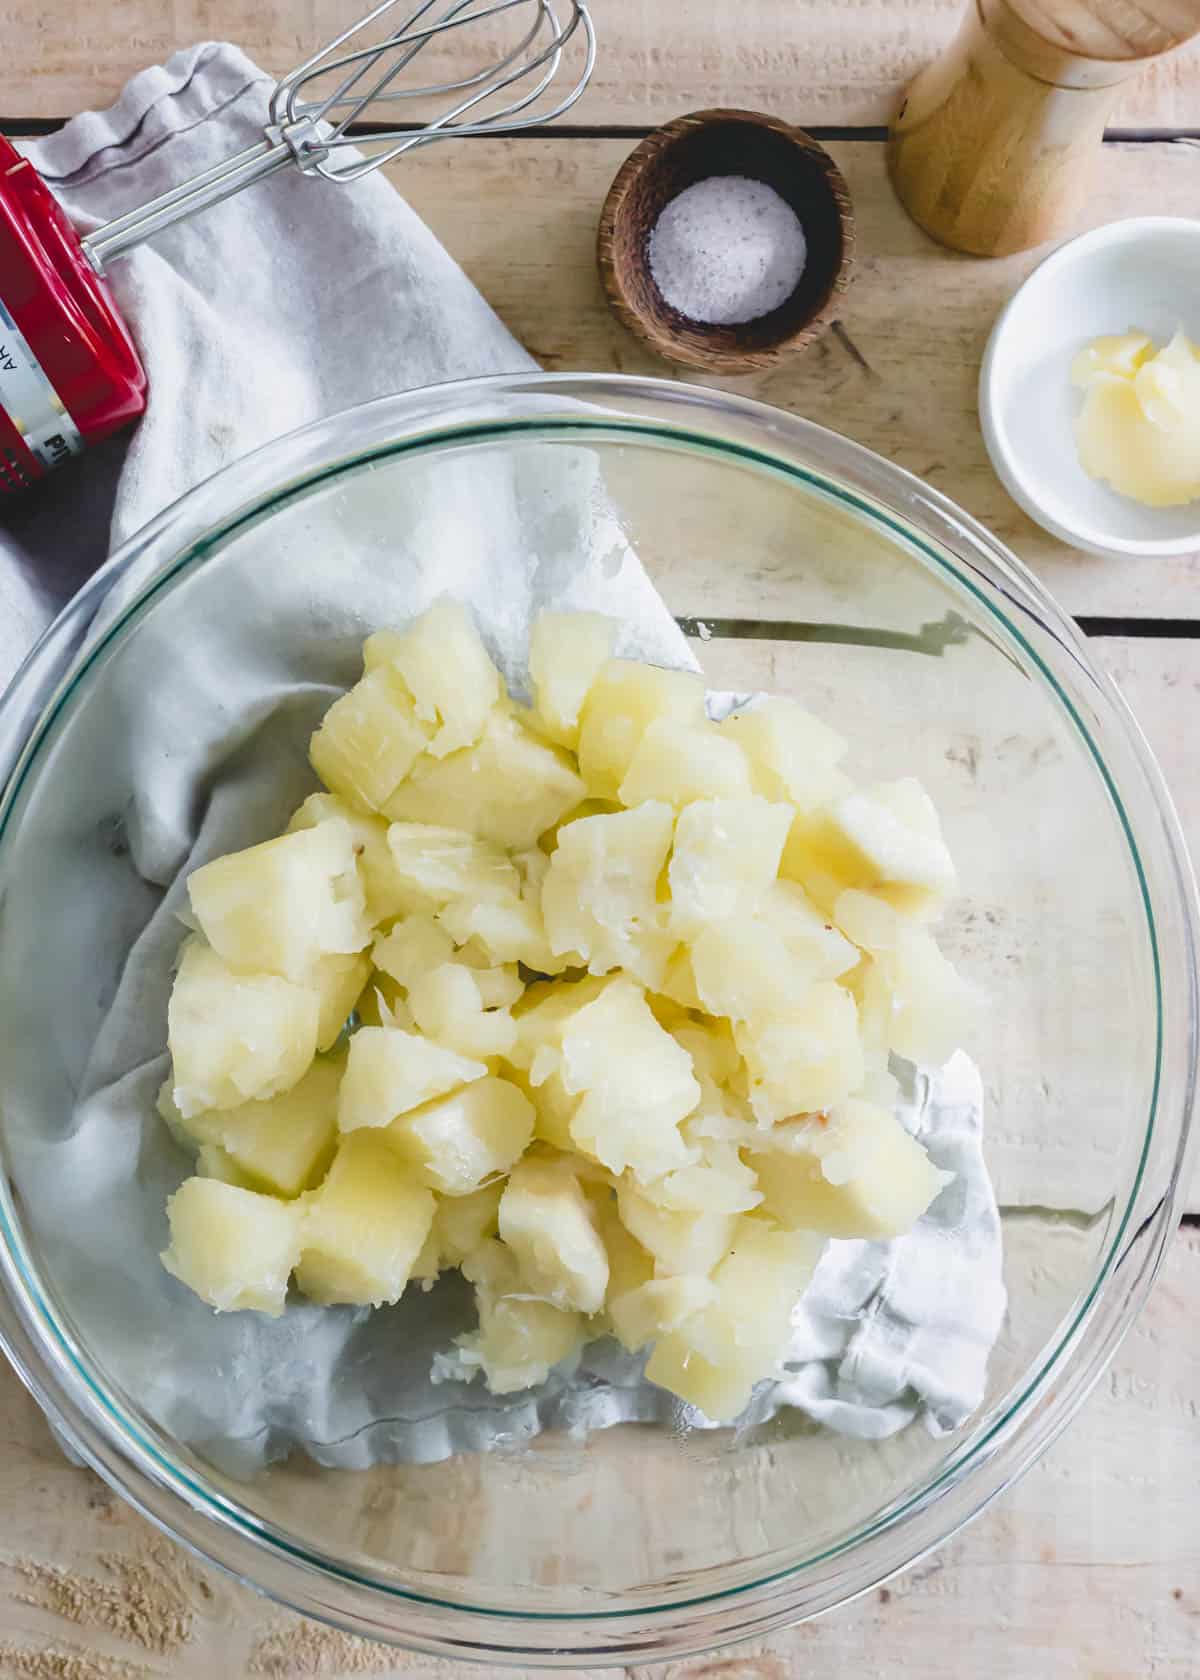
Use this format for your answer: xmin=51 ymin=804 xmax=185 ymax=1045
xmin=3 ymin=3 xmax=1200 ymax=1675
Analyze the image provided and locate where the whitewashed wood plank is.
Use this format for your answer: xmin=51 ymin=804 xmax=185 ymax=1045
xmin=1 ymin=0 xmax=1197 ymax=126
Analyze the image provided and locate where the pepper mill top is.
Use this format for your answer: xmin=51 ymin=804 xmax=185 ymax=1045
xmin=889 ymin=0 xmax=1200 ymax=257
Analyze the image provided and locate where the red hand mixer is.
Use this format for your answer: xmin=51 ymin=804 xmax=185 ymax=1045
xmin=0 ymin=0 xmax=594 ymax=494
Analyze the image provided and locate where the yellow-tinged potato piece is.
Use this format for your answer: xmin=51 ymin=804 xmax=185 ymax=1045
xmin=618 ymin=718 xmax=753 ymax=809
xmin=337 ymin=1025 xmax=486 ymax=1132
xmin=296 ymin=1132 xmax=435 ymax=1306
xmin=541 ymin=802 xmax=676 ymax=987
xmin=666 ymin=797 xmax=793 ymax=938
xmin=833 ymin=887 xmax=902 ymax=954
xmin=608 ymin=1275 xmax=717 ymax=1355
xmin=355 ymin=976 xmax=414 ymax=1031
xmin=385 ymin=822 xmax=518 ymax=910
xmin=168 ymin=937 xmax=320 ymax=1118
xmin=749 ymin=1099 xmax=947 ymax=1239
xmin=718 ymin=698 xmax=849 ymax=810
xmin=383 ymin=1075 xmax=534 ymax=1195
xmin=668 ymin=1018 xmax=741 ymax=1088
xmin=645 ymin=1219 xmax=824 ymax=1420
xmin=310 ymin=666 xmax=431 ymax=812
xmin=288 ymin=792 xmax=415 ymax=927
xmin=577 ymin=659 xmax=706 ymax=798
xmin=365 ymin=600 xmax=502 ymax=758
xmin=785 ymin=777 xmax=957 ymax=915
xmin=173 ymin=1055 xmax=342 ymax=1198
xmin=881 ymin=927 xmax=974 ymax=1065
xmin=616 ymin=1177 xmax=736 ymax=1277
xmin=194 ymin=1141 xmax=256 ymax=1188
xmin=187 ymin=822 xmax=369 ymax=982
xmin=372 ymin=914 xmax=456 ymax=990
xmin=529 ymin=610 xmax=618 ymax=747
xmin=384 ymin=708 xmax=585 ymax=851
xmin=406 ymin=963 xmax=518 ymax=1059
xmin=734 ymin=982 xmax=864 ymax=1125
xmin=657 ymin=946 xmax=703 ymax=1011
xmin=162 ymin=1178 xmax=303 ymax=1316
xmin=526 ymin=1066 xmax=580 ymax=1150
xmin=310 ymin=951 xmax=371 ymax=1051
xmin=558 ymin=977 xmax=699 ymax=1181
xmin=499 ymin=1157 xmax=609 ymax=1312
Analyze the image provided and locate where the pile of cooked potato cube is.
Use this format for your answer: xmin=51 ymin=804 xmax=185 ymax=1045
xmin=158 ymin=601 xmax=968 ymax=1422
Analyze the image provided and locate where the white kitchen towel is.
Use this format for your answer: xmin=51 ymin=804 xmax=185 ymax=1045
xmin=0 ymin=43 xmax=1006 ymax=1475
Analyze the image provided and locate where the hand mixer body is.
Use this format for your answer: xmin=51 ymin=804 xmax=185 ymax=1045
xmin=0 ymin=136 xmax=147 ymax=493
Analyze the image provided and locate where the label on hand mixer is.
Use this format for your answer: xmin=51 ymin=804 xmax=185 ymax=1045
xmin=0 ymin=295 xmax=83 ymax=472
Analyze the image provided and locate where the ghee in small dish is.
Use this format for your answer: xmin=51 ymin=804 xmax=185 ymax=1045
xmin=1071 ymin=329 xmax=1200 ymax=508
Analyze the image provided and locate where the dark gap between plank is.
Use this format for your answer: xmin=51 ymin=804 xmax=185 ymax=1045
xmin=4 ymin=118 xmax=1196 ymax=142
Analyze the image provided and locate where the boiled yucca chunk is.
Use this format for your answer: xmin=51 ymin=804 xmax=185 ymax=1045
xmin=406 ymin=962 xmax=517 ymax=1059
xmin=666 ymin=797 xmax=794 ymax=938
xmin=433 ymin=1181 xmax=505 ymax=1266
xmin=187 ymin=821 xmax=370 ymax=982
xmin=288 ymin=792 xmax=411 ymax=926
xmin=498 ymin=1157 xmax=609 ymax=1313
xmin=385 ymin=822 xmax=518 ymax=912
xmin=337 ymin=1025 xmax=486 ymax=1132
xmin=296 ymin=1131 xmax=435 ymax=1306
xmin=556 ymin=977 xmax=700 ymax=1181
xmin=364 ymin=600 xmax=502 ymax=758
xmin=165 ymin=1054 xmax=342 ymax=1198
xmin=505 ymin=974 xmax=610 ymax=1075
xmin=607 ymin=1275 xmax=717 ymax=1356
xmin=383 ymin=1075 xmax=533 ymax=1196
xmin=718 ymin=697 xmax=850 ymax=810
xmin=373 ymin=914 xmax=456 ymax=989
xmin=616 ymin=1177 xmax=737 ymax=1278
xmin=522 ymin=1065 xmax=580 ymax=1151
xmin=529 ymin=610 xmax=618 ymax=748
xmin=786 ymin=777 xmax=957 ymax=916
xmin=540 ymin=802 xmax=676 ymax=987
xmin=310 ymin=665 xmax=431 ymax=812
xmin=618 ymin=719 xmax=754 ymax=808
xmin=748 ymin=1099 xmax=947 ymax=1239
xmin=310 ymin=952 xmax=371 ymax=1051
xmin=457 ymin=1239 xmax=586 ymax=1393
xmin=168 ymin=937 xmax=320 ymax=1117
xmin=472 ymin=964 xmax=524 ymax=1010
xmin=576 ymin=658 xmax=706 ymax=799
xmin=383 ymin=708 xmax=585 ymax=852
xmin=640 ymin=1140 xmax=762 ymax=1216
xmin=691 ymin=917 xmax=840 ymax=1024
xmin=645 ymin=1219 xmax=824 ymax=1421
xmin=437 ymin=889 xmax=559 ymax=973
xmin=734 ymin=982 xmax=864 ymax=1125
xmin=591 ymin=1190 xmax=654 ymax=1302
xmin=162 ymin=1178 xmax=303 ymax=1316
xmin=882 ymin=927 xmax=973 ymax=1065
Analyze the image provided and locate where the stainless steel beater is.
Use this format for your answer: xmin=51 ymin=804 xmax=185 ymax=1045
xmin=0 ymin=0 xmax=594 ymax=489
xmin=83 ymin=0 xmax=597 ymax=272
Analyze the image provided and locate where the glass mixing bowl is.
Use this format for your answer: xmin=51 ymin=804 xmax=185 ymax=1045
xmin=0 ymin=373 xmax=1194 ymax=1662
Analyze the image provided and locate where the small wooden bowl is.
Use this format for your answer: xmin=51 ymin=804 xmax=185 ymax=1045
xmin=597 ymin=109 xmax=855 ymax=376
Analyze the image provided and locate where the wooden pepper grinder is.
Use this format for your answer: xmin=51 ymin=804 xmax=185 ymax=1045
xmin=889 ymin=0 xmax=1200 ymax=257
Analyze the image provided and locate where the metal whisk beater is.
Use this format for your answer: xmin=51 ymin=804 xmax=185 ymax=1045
xmin=83 ymin=0 xmax=596 ymax=272
xmin=0 ymin=0 xmax=594 ymax=490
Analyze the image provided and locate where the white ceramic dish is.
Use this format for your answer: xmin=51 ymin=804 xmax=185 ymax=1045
xmin=979 ymin=216 xmax=1200 ymax=559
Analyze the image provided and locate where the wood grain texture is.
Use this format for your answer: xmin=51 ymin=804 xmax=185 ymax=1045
xmin=1 ymin=0 xmax=1199 ymax=126
xmin=0 ymin=1227 xmax=1195 ymax=1675
xmin=392 ymin=133 xmax=1200 ymax=617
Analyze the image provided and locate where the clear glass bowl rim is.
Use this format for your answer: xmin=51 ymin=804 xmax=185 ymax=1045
xmin=0 ymin=371 xmax=1195 ymax=1664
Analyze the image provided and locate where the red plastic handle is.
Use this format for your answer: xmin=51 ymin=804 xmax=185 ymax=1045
xmin=0 ymin=135 xmax=146 ymax=492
